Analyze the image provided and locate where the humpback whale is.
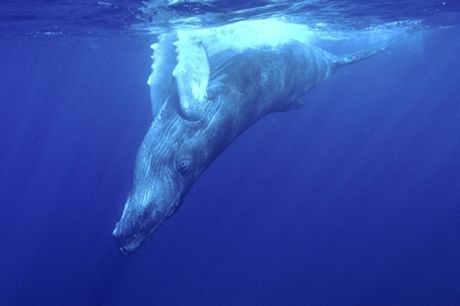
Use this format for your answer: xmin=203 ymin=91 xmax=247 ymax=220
xmin=112 ymin=18 xmax=394 ymax=254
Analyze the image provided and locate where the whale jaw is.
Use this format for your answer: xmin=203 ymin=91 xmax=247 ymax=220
xmin=112 ymin=207 xmax=158 ymax=255
xmin=112 ymin=187 xmax=181 ymax=255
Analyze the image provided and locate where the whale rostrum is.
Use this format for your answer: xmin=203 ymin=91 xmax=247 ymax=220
xmin=112 ymin=18 xmax=396 ymax=254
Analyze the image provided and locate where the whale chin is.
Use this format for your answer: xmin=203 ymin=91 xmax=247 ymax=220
xmin=112 ymin=186 xmax=182 ymax=255
xmin=112 ymin=218 xmax=155 ymax=255
xmin=111 ymin=201 xmax=162 ymax=255
xmin=113 ymin=232 xmax=145 ymax=255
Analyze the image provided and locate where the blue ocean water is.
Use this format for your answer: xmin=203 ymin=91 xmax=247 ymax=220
xmin=1 ymin=1 xmax=460 ymax=305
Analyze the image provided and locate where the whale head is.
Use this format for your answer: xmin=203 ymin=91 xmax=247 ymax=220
xmin=112 ymin=119 xmax=209 ymax=254
xmin=112 ymin=91 xmax=223 ymax=254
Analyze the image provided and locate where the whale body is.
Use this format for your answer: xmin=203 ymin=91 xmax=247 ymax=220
xmin=112 ymin=18 xmax=394 ymax=254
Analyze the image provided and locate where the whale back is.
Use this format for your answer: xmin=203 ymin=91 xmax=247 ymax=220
xmin=147 ymin=19 xmax=317 ymax=120
xmin=147 ymin=19 xmax=399 ymax=120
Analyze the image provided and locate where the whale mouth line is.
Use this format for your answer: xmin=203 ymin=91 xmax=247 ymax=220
xmin=112 ymin=195 xmax=181 ymax=255
xmin=112 ymin=213 xmax=159 ymax=255
xmin=113 ymin=226 xmax=153 ymax=255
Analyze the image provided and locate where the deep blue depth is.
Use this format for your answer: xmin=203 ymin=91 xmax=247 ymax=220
xmin=1 ymin=28 xmax=460 ymax=306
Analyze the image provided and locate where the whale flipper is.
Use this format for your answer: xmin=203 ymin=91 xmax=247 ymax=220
xmin=148 ymin=33 xmax=178 ymax=117
xmin=173 ymin=38 xmax=210 ymax=120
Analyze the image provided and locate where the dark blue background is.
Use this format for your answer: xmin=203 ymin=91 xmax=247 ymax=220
xmin=0 ymin=28 xmax=459 ymax=305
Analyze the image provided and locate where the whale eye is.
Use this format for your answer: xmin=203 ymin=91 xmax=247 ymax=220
xmin=176 ymin=158 xmax=190 ymax=174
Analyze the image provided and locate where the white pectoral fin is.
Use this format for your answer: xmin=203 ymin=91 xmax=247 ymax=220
xmin=148 ymin=33 xmax=178 ymax=117
xmin=173 ymin=37 xmax=210 ymax=121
